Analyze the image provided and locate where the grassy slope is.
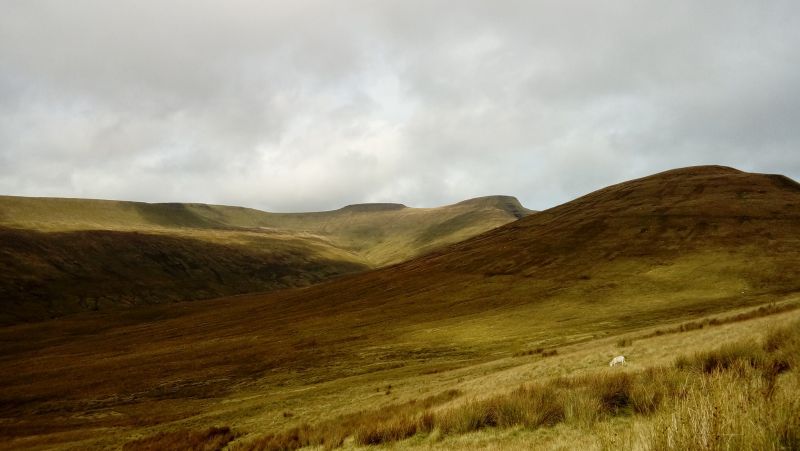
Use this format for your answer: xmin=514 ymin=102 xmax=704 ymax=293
xmin=0 ymin=166 xmax=798 ymax=449
xmin=0 ymin=195 xmax=526 ymax=324
xmin=0 ymin=194 xmax=530 ymax=265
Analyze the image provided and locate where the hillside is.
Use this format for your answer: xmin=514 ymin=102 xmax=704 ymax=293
xmin=222 ymin=165 xmax=800 ymax=341
xmin=0 ymin=165 xmax=798 ymax=449
xmin=0 ymin=195 xmax=528 ymax=324
xmin=253 ymin=195 xmax=532 ymax=265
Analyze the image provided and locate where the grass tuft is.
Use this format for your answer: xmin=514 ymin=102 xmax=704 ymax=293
xmin=353 ymin=415 xmax=420 ymax=446
xmin=675 ymin=341 xmax=766 ymax=374
xmin=437 ymin=385 xmax=565 ymax=435
xmin=583 ymin=372 xmax=634 ymax=416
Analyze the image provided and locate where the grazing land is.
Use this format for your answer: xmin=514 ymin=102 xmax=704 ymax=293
xmin=0 ymin=166 xmax=798 ymax=450
xmin=0 ymin=195 xmax=527 ymax=324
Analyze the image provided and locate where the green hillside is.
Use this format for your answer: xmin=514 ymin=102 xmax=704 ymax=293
xmin=0 ymin=194 xmax=528 ymax=323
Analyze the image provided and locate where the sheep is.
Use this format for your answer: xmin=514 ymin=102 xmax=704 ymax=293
xmin=609 ymin=355 xmax=625 ymax=367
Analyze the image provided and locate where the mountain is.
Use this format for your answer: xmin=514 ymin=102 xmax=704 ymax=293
xmin=230 ymin=165 xmax=800 ymax=334
xmin=0 ymin=194 xmax=528 ymax=324
xmin=1 ymin=166 xmax=798 ymax=449
xmin=255 ymin=195 xmax=532 ymax=266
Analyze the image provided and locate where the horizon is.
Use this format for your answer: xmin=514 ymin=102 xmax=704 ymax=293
xmin=0 ymin=163 xmax=777 ymax=214
xmin=2 ymin=2 xmax=799 ymax=212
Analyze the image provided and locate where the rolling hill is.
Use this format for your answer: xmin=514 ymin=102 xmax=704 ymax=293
xmin=0 ymin=194 xmax=530 ymax=324
xmin=0 ymin=165 xmax=798 ymax=449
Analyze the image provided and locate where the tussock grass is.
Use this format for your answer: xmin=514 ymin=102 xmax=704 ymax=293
xmin=675 ymin=341 xmax=767 ymax=373
xmin=624 ymin=320 xmax=800 ymax=450
xmin=647 ymin=371 xmax=800 ymax=451
xmin=436 ymin=385 xmax=564 ymax=435
xmin=248 ymin=320 xmax=800 ymax=449
xmin=584 ymin=372 xmax=634 ymax=416
xmin=353 ymin=412 xmax=431 ymax=446
xmin=122 ymin=426 xmax=236 ymax=451
xmin=555 ymin=367 xmax=680 ymax=422
xmin=239 ymin=390 xmax=462 ymax=450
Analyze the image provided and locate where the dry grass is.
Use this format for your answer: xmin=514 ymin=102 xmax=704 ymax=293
xmin=645 ymin=324 xmax=800 ymax=450
xmin=435 ymin=385 xmax=564 ymax=435
xmin=647 ymin=371 xmax=800 ymax=451
xmin=237 ymin=390 xmax=462 ymax=450
xmin=238 ymin=319 xmax=800 ymax=449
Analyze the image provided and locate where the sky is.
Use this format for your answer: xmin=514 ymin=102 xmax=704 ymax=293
xmin=1 ymin=1 xmax=799 ymax=212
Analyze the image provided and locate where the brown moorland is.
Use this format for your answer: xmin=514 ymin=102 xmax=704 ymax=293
xmin=0 ymin=165 xmax=798 ymax=449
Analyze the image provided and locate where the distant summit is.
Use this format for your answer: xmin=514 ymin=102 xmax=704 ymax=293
xmin=453 ymin=195 xmax=533 ymax=219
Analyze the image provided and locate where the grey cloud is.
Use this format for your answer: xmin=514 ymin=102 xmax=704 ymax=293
xmin=1 ymin=1 xmax=798 ymax=212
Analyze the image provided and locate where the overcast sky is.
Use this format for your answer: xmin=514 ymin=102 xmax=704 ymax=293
xmin=1 ymin=1 xmax=798 ymax=212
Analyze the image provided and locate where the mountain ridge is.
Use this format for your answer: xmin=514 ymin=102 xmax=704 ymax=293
xmin=0 ymin=193 xmax=529 ymax=324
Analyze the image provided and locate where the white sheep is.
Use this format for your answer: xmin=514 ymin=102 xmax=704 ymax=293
xmin=609 ymin=355 xmax=625 ymax=367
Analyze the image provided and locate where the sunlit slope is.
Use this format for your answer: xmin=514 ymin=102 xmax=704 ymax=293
xmin=0 ymin=194 xmax=530 ymax=266
xmin=225 ymin=165 xmax=800 ymax=358
xmin=246 ymin=196 xmax=531 ymax=265
xmin=0 ymin=195 xmax=527 ymax=323
xmin=257 ymin=165 xmax=800 ymax=335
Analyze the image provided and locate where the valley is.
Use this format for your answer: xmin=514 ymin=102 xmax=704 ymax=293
xmin=0 ymin=166 xmax=798 ymax=450
xmin=0 ymin=195 xmax=528 ymax=324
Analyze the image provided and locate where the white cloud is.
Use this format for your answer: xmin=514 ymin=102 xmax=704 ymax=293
xmin=1 ymin=1 xmax=798 ymax=211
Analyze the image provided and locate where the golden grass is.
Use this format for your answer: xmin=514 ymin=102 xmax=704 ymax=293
xmin=647 ymin=371 xmax=800 ymax=450
xmin=1 ymin=286 xmax=797 ymax=451
xmin=227 ymin=318 xmax=799 ymax=450
xmin=435 ymin=385 xmax=564 ymax=435
xmin=235 ymin=390 xmax=462 ymax=450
